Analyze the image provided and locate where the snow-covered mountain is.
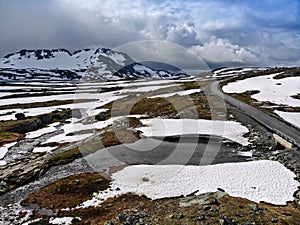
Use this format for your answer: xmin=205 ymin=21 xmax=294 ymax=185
xmin=0 ymin=48 xmax=187 ymax=81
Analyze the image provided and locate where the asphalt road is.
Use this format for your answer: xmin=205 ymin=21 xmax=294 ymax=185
xmin=210 ymin=81 xmax=300 ymax=148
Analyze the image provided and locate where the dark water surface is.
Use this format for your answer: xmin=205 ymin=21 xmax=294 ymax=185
xmin=0 ymin=135 xmax=251 ymax=206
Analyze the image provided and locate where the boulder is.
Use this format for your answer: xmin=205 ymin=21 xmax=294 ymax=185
xmin=95 ymin=112 xmax=106 ymax=121
xmin=72 ymin=109 xmax=82 ymax=119
xmin=15 ymin=113 xmax=26 ymax=120
xmin=39 ymin=114 xmax=53 ymax=124
xmin=7 ymin=119 xmax=43 ymax=134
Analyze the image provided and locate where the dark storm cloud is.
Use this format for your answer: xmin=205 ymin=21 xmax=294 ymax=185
xmin=0 ymin=0 xmax=299 ymax=68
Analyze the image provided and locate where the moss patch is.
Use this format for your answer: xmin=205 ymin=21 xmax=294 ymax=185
xmin=46 ymin=129 xmax=140 ymax=167
xmin=101 ymin=94 xmax=212 ymax=120
xmin=21 ymin=173 xmax=110 ymax=210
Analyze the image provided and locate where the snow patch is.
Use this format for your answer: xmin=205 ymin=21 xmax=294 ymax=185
xmin=49 ymin=217 xmax=74 ymax=225
xmin=81 ymin=160 xmax=299 ymax=207
xmin=275 ymin=111 xmax=300 ymax=128
xmin=137 ymin=118 xmax=249 ymax=146
xmin=120 ymin=84 xmax=179 ymax=93
xmin=0 ymin=142 xmax=16 ymax=159
xmin=42 ymin=117 xmax=118 ymax=145
xmin=0 ymin=160 xmax=7 ymax=166
xmin=26 ymin=122 xmax=59 ymax=139
xmin=237 ymin=150 xmax=253 ymax=157
xmin=42 ymin=133 xmax=92 ymax=145
xmin=222 ymin=73 xmax=300 ymax=107
xmin=32 ymin=146 xmax=57 ymax=153
xmin=149 ymin=89 xmax=201 ymax=98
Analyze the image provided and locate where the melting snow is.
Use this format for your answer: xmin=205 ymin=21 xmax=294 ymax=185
xmin=42 ymin=117 xmax=117 ymax=145
xmin=222 ymin=73 xmax=300 ymax=107
xmin=0 ymin=92 xmax=105 ymax=106
xmin=120 ymin=84 xmax=179 ymax=93
xmin=81 ymin=160 xmax=299 ymax=207
xmin=133 ymin=65 xmax=158 ymax=78
xmin=26 ymin=122 xmax=60 ymax=139
xmin=0 ymin=92 xmax=122 ymax=121
xmin=42 ymin=132 xmax=92 ymax=145
xmin=275 ymin=111 xmax=300 ymax=128
xmin=0 ymin=142 xmax=16 ymax=159
xmin=137 ymin=118 xmax=249 ymax=146
xmin=149 ymin=89 xmax=201 ymax=98
xmin=49 ymin=217 xmax=74 ymax=225
xmin=237 ymin=150 xmax=253 ymax=157
xmin=32 ymin=146 xmax=57 ymax=153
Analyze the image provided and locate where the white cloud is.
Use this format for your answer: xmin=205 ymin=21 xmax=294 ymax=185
xmin=189 ymin=37 xmax=259 ymax=65
xmin=115 ymin=41 xmax=209 ymax=71
xmin=165 ymin=23 xmax=199 ymax=47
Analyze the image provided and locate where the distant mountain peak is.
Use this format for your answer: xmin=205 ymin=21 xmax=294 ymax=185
xmin=4 ymin=48 xmax=72 ymax=59
xmin=0 ymin=47 xmax=187 ymax=81
xmin=73 ymin=48 xmax=93 ymax=55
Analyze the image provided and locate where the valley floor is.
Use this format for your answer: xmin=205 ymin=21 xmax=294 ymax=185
xmin=0 ymin=67 xmax=300 ymax=225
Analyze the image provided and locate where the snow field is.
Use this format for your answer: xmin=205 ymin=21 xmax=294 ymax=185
xmin=222 ymin=73 xmax=300 ymax=107
xmin=80 ymin=160 xmax=299 ymax=207
xmin=275 ymin=111 xmax=300 ymax=129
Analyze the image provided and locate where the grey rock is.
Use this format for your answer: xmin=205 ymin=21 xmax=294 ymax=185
xmin=7 ymin=118 xmax=42 ymax=134
xmin=249 ymin=204 xmax=259 ymax=212
xmin=72 ymin=109 xmax=82 ymax=119
xmin=179 ymin=191 xmax=227 ymax=207
xmin=39 ymin=114 xmax=53 ymax=124
xmin=95 ymin=112 xmax=106 ymax=121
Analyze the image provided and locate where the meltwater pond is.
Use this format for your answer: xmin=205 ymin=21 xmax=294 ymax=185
xmin=0 ymin=135 xmax=250 ymax=206
xmin=85 ymin=135 xmax=251 ymax=172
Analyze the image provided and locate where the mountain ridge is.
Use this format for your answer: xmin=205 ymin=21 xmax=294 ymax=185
xmin=0 ymin=48 xmax=187 ymax=81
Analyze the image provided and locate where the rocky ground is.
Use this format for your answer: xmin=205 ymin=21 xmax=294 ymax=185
xmin=3 ymin=178 xmax=300 ymax=225
xmin=0 ymin=76 xmax=300 ymax=224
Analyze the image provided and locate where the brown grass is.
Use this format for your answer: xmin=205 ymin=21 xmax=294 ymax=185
xmin=21 ymin=190 xmax=300 ymax=225
xmin=0 ymin=99 xmax=92 ymax=110
xmin=46 ymin=129 xmax=140 ymax=167
xmin=100 ymin=81 xmax=214 ymax=119
xmin=20 ymin=173 xmax=110 ymax=210
xmin=0 ymin=131 xmax=25 ymax=147
xmin=101 ymin=93 xmax=212 ymax=120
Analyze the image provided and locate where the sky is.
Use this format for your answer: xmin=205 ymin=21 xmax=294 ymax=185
xmin=0 ymin=0 xmax=300 ymax=68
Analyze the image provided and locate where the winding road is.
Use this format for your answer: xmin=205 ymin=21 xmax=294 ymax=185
xmin=210 ymin=80 xmax=300 ymax=148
